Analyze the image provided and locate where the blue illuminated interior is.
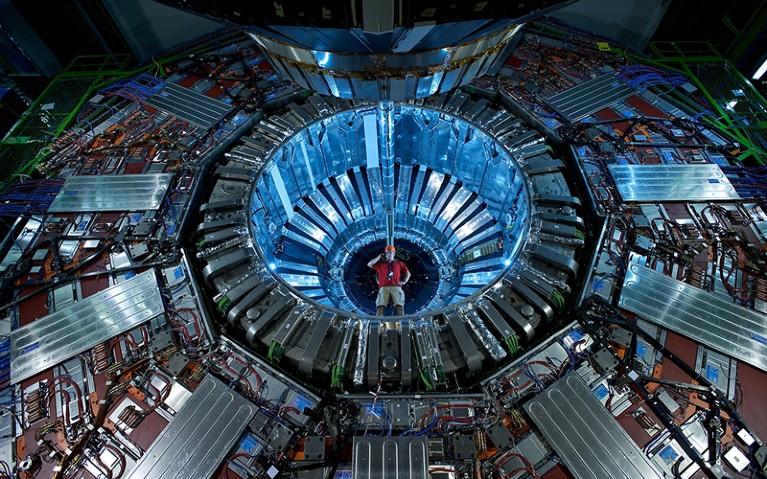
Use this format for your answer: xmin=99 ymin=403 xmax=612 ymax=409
xmin=250 ymin=105 xmax=531 ymax=314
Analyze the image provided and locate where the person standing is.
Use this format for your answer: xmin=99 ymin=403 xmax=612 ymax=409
xmin=367 ymin=244 xmax=410 ymax=319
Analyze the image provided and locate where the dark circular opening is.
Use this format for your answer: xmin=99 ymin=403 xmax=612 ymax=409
xmin=343 ymin=239 xmax=439 ymax=315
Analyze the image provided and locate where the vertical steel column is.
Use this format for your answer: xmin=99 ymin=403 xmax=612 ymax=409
xmin=377 ymin=100 xmax=395 ymax=246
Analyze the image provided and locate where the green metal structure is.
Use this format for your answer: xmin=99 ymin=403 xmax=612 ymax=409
xmin=0 ymin=27 xmax=248 ymax=186
xmin=630 ymin=41 xmax=767 ymax=166
xmin=0 ymin=54 xmax=133 ymax=184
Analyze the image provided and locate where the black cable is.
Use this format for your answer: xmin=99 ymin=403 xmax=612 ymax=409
xmin=579 ymin=296 xmax=759 ymax=479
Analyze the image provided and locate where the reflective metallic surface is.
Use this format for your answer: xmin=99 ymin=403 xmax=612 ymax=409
xmin=525 ymin=373 xmax=666 ymax=479
xmin=197 ymin=90 xmax=584 ymax=384
xmin=247 ymin=24 xmax=523 ymax=101
xmin=544 ymin=73 xmax=637 ymax=122
xmin=146 ymin=83 xmax=235 ymax=130
xmin=245 ymin=102 xmax=536 ymax=313
xmin=154 ymin=0 xmax=575 ymax=100
xmin=10 ymin=270 xmax=163 ymax=384
xmin=48 ymin=174 xmax=174 ymax=213
xmin=352 ymin=436 xmax=429 ymax=479
xmin=125 ymin=375 xmax=258 ymax=479
xmin=620 ymin=263 xmax=767 ymax=372
xmin=609 ymin=164 xmax=740 ymax=202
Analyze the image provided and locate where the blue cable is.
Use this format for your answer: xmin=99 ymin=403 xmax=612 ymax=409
xmin=170 ymin=282 xmax=187 ymax=297
xmin=522 ymin=364 xmax=546 ymax=390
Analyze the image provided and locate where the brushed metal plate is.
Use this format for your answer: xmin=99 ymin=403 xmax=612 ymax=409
xmin=11 ymin=270 xmax=163 ymax=384
xmin=525 ymin=373 xmax=665 ymax=479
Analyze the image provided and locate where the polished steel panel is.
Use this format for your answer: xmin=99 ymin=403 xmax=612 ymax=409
xmin=278 ymin=261 xmax=319 ymax=275
xmin=297 ymin=206 xmax=337 ymax=238
xmin=310 ymin=190 xmax=347 ymax=232
xmin=245 ymin=102 xmax=534 ymax=313
xmin=619 ymin=263 xmax=767 ymax=372
xmin=417 ymin=171 xmax=443 ymax=220
xmin=608 ymin=164 xmax=739 ymax=202
xmin=444 ymin=199 xmax=482 ymax=237
xmin=352 ymin=436 xmax=428 ymax=479
xmin=11 ymin=270 xmax=163 ymax=384
xmin=428 ymin=178 xmax=457 ymax=223
xmin=0 ymin=216 xmax=43 ymax=272
xmin=524 ymin=373 xmax=665 ymax=479
xmin=320 ymin=183 xmax=354 ymax=225
xmin=436 ymin=188 xmax=471 ymax=232
xmin=283 ymin=229 xmax=327 ymax=254
xmin=353 ymin=168 xmax=374 ymax=216
xmin=125 ymin=375 xmax=258 ymax=479
xmin=453 ymin=209 xmax=494 ymax=243
xmin=337 ymin=173 xmax=364 ymax=221
xmin=289 ymin=212 xmax=332 ymax=250
xmin=146 ymin=82 xmax=234 ymax=129
xmin=396 ymin=165 xmax=413 ymax=213
xmin=408 ymin=165 xmax=428 ymax=214
xmin=280 ymin=273 xmax=321 ymax=288
xmin=544 ymin=73 xmax=636 ymax=122
xmin=247 ymin=24 xmax=523 ymax=101
xmin=48 ymin=174 xmax=173 ymax=213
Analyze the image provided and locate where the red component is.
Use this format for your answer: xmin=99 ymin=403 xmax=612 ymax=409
xmin=625 ymin=95 xmax=668 ymax=118
xmin=505 ymin=56 xmax=524 ymax=68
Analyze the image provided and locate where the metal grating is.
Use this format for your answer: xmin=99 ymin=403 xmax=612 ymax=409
xmin=11 ymin=270 xmax=163 ymax=384
xmin=0 ymin=144 xmax=42 ymax=186
xmin=619 ymin=263 xmax=767 ymax=372
xmin=10 ymin=77 xmax=95 ymax=141
xmin=125 ymin=375 xmax=258 ymax=479
xmin=146 ymin=83 xmax=234 ymax=129
xmin=608 ymin=164 xmax=740 ymax=202
xmin=543 ymin=73 xmax=636 ymax=122
xmin=524 ymin=373 xmax=665 ymax=479
xmin=1 ymin=76 xmax=104 ymax=182
xmin=48 ymin=173 xmax=173 ymax=212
